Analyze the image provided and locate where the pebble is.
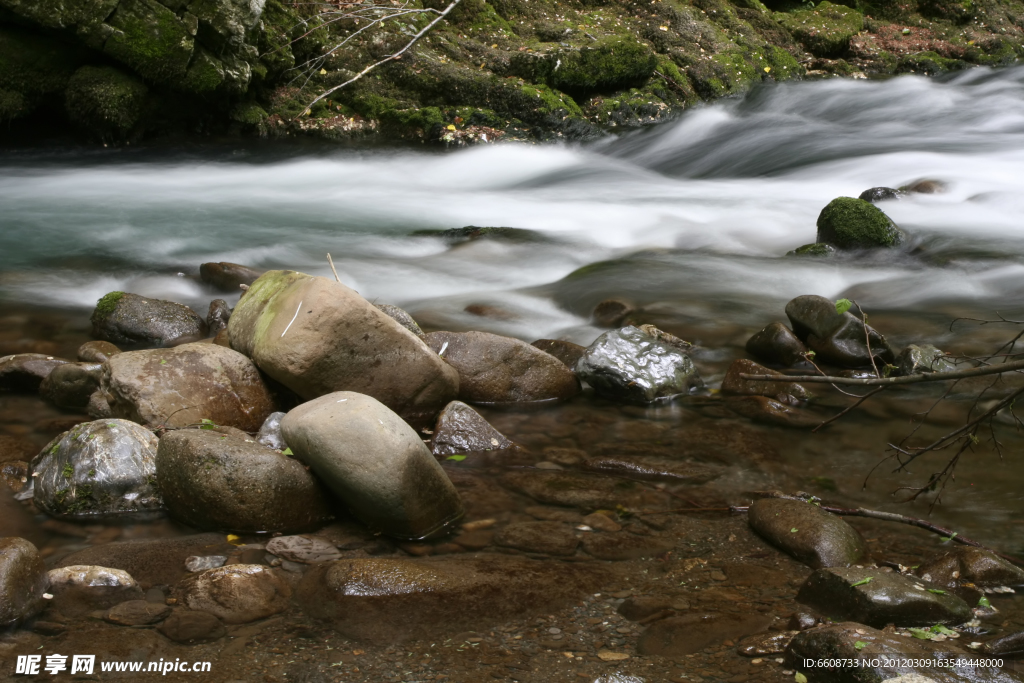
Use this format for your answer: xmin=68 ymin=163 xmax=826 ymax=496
xmin=185 ymin=555 xmax=227 ymax=572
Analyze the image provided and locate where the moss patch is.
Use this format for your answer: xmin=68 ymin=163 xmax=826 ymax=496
xmin=93 ymin=291 xmax=126 ymax=321
xmin=65 ymin=66 xmax=149 ymax=140
xmin=816 ymin=197 xmax=904 ymax=249
xmin=775 ymin=2 xmax=865 ymax=57
xmin=103 ymin=0 xmax=194 ymax=83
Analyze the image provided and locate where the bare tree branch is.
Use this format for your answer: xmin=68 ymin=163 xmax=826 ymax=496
xmin=739 ymin=358 xmax=1024 ymax=386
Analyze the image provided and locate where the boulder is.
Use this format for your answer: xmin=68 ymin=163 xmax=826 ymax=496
xmin=916 ymin=547 xmax=1024 ymax=589
xmin=859 ymin=187 xmax=903 ymax=203
xmin=431 ymin=401 xmax=515 ymax=456
xmin=721 ymin=359 xmax=807 ymax=400
xmin=47 ymin=565 xmax=144 ymax=611
xmin=90 ymin=292 xmax=207 ymax=346
xmin=785 ymin=295 xmax=894 ymax=367
xmin=897 ymin=344 xmax=956 ymax=376
xmin=637 ymin=613 xmax=773 ymax=657
xmin=775 ymin=2 xmax=864 ymax=58
xmin=199 ymin=262 xmax=265 ymax=292
xmin=56 ymin=533 xmax=234 ymax=587
xmin=0 ymin=353 xmax=70 ymax=392
xmin=256 ymin=411 xmax=287 ymax=450
xmin=156 ymin=429 xmax=333 ymax=533
xmin=206 ymin=299 xmax=231 ymax=334
xmin=424 ymin=331 xmax=579 ymax=403
xmin=796 ymin=567 xmax=972 ymax=627
xmin=176 ymin=564 xmax=291 ymax=624
xmin=78 ymin=340 xmax=121 ymax=363
xmin=575 ymin=326 xmax=703 ymax=403
xmin=295 ymin=555 xmax=605 ymax=642
xmin=65 ymin=65 xmax=148 ymax=139
xmin=31 ymin=419 xmax=162 ymax=519
xmin=0 ymin=537 xmax=48 ymax=626
xmin=816 ymin=197 xmax=905 ymax=249
xmin=493 ymin=521 xmax=580 ymax=556
xmin=228 ymin=271 xmax=458 ymax=422
xmin=530 ymin=339 xmax=587 ymax=369
xmin=374 ymin=303 xmax=424 ymax=338
xmin=280 ymin=392 xmax=464 ymax=540
xmin=89 ymin=342 xmax=276 ymax=431
xmin=39 ymin=362 xmax=102 ymax=409
xmin=748 ymin=498 xmax=866 ymax=568
xmin=745 ymin=322 xmax=808 ymax=367
xmin=157 ymin=610 xmax=226 ymax=644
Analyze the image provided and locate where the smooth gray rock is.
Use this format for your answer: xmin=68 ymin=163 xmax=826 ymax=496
xmin=176 ymin=564 xmax=291 ymax=624
xmin=0 ymin=353 xmax=70 ymax=392
xmin=156 ymin=429 xmax=333 ymax=533
xmin=748 ymin=498 xmax=866 ymax=568
xmin=916 ymin=546 xmax=1024 ymax=589
xmin=31 ymin=419 xmax=162 ymax=519
xmin=431 ymin=401 xmax=514 ymax=456
xmin=785 ymin=295 xmax=894 ymax=368
xmin=39 ymin=362 xmax=102 ymax=409
xmin=255 ymin=411 xmax=287 ymax=450
xmin=374 ymin=303 xmax=424 ymax=338
xmin=91 ymin=292 xmax=207 ymax=346
xmin=0 ymin=537 xmax=48 ymax=626
xmin=745 ymin=322 xmax=808 ymax=367
xmin=280 ymin=392 xmax=464 ymax=540
xmin=897 ymin=344 xmax=956 ymax=376
xmin=859 ymin=187 xmax=903 ymax=203
xmin=575 ymin=326 xmax=703 ymax=403
xmin=797 ymin=567 xmax=973 ymax=628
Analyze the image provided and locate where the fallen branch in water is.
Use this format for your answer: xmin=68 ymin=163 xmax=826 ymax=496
xmin=739 ymin=358 xmax=1024 ymax=386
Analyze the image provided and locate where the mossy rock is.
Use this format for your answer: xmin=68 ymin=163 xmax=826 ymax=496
xmin=787 ymin=242 xmax=837 ymax=257
xmin=917 ymin=0 xmax=975 ymax=23
xmin=775 ymin=2 xmax=864 ymax=58
xmin=0 ymin=26 xmax=83 ymax=121
xmin=816 ymin=197 xmax=904 ymax=249
xmin=103 ymin=0 xmax=194 ymax=83
xmin=65 ymin=66 xmax=149 ymax=140
xmin=510 ymin=38 xmax=658 ymax=96
xmin=896 ymin=51 xmax=968 ymax=75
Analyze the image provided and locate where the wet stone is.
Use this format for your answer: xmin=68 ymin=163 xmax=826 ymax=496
xmin=582 ymin=532 xmax=675 ymax=561
xmin=721 ymin=359 xmax=807 ymax=400
xmin=206 ymin=298 xmax=231 ymax=333
xmin=618 ymin=596 xmax=674 ymax=621
xmin=185 ymin=556 xmax=226 ymax=572
xmin=897 ymin=344 xmax=956 ymax=376
xmin=431 ymin=401 xmax=515 ymax=456
xmin=77 ymin=341 xmax=121 ymax=363
xmin=158 ymin=609 xmax=226 ymax=644
xmin=748 ymin=498 xmax=867 ymax=568
xmin=0 ymin=353 xmax=70 ymax=392
xmin=724 ymin=395 xmax=819 ymax=428
xmin=1 ymin=460 xmax=29 ymax=494
xmin=256 ymin=411 xmax=287 ymax=450
xmin=816 ymin=197 xmax=905 ymax=249
xmin=592 ymin=299 xmax=636 ymax=327
xmin=581 ymin=512 xmax=622 ymax=532
xmin=745 ymin=323 xmax=808 ymax=368
xmin=916 ymin=546 xmax=1024 ymax=589
xmin=199 ymin=261 xmax=265 ymax=292
xmin=859 ymin=186 xmax=903 ymax=203
xmin=785 ymin=295 xmax=894 ymax=368
xmin=530 ymin=339 xmax=587 ymax=369
xmin=796 ymin=566 xmax=973 ymax=628
xmin=105 ymin=599 xmax=172 ymax=625
xmin=39 ymin=362 xmax=102 ymax=409
xmin=983 ymin=631 xmax=1024 ymax=657
xmin=265 ymin=535 xmax=343 ymax=564
xmin=47 ymin=565 xmax=144 ymax=611
xmin=737 ymin=631 xmax=796 ymax=656
xmin=637 ymin=613 xmax=773 ymax=657
xmin=493 ymin=521 xmax=580 ymax=556
xmin=374 ymin=303 xmax=424 ymax=338
xmin=0 ymin=537 xmax=48 ymax=626
xmin=91 ymin=292 xmax=207 ymax=346
xmin=582 ymin=455 xmax=723 ymax=485
xmin=177 ymin=564 xmax=291 ymax=624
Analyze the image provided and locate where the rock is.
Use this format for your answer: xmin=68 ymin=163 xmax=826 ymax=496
xmin=916 ymin=547 xmax=1024 ymax=589
xmin=280 ymin=392 xmax=464 ymax=540
xmin=983 ymin=631 xmax=1024 ymax=658
xmin=89 ymin=342 xmax=276 ymax=431
xmin=0 ymin=537 xmax=48 ymax=626
xmin=65 ymin=65 xmax=148 ymax=139
xmin=748 ymin=498 xmax=866 ymax=568
xmin=39 ymin=362 xmax=102 ymax=409
xmin=796 ymin=567 xmax=972 ymax=627
xmin=721 ymin=359 xmax=808 ymax=400
xmin=1 ymin=461 xmax=29 ymax=494
xmin=816 ymin=197 xmax=905 ymax=249
xmin=637 ymin=612 xmax=773 ymax=656
xmin=157 ymin=610 xmax=226 ymax=644
xmin=156 ymin=429 xmax=332 ymax=533
xmin=500 ymin=469 xmax=670 ymax=510
xmin=581 ymin=456 xmax=722 ymax=485
xmin=531 ymin=339 xmax=587 ymax=369
xmin=902 ymin=179 xmax=947 ymax=194
xmin=47 ymin=565 xmax=144 ymax=610
xmin=256 ymin=411 xmax=287 ymax=450
xmin=374 ymin=303 xmax=424 ymax=338
xmin=415 ymin=225 xmax=549 ymax=244
xmin=575 ymin=326 xmax=703 ymax=403
xmin=91 ymin=292 xmax=207 ymax=346
xmin=424 ymin=331 xmax=579 ymax=403
xmin=105 ymin=599 xmax=171 ymax=626
xmin=206 ymin=299 xmax=231 ymax=334
xmin=785 ymin=295 xmax=894 ymax=368
xmin=185 ymin=556 xmax=226 ymax=573
xmin=618 ymin=596 xmax=674 ymax=621
xmin=581 ymin=512 xmax=621 ymax=532
xmin=591 ymin=299 xmax=636 ymax=327
xmin=265 ymin=536 xmax=343 ymax=564
xmin=775 ymin=2 xmax=864 ymax=58
xmin=860 ymin=187 xmax=903 ymax=203
xmin=724 ymin=395 xmax=819 ymax=428
xmin=78 ymin=341 xmax=121 ymax=363
xmin=199 ymin=262 xmax=265 ymax=292
xmin=745 ymin=322 xmax=808 ymax=367
xmin=897 ymin=344 xmax=956 ymax=376
xmin=431 ymin=401 xmax=515 ymax=456
xmin=295 ymin=555 xmax=604 ymax=642
xmin=493 ymin=521 xmax=579 ymax=556
xmin=31 ymin=418 xmax=161 ymax=519
xmin=737 ymin=631 xmax=796 ymax=656
xmin=0 ymin=353 xmax=70 ymax=392
xmin=787 ymin=243 xmax=838 ymax=257
xmin=177 ymin=564 xmax=291 ymax=624
xmin=228 ymin=271 xmax=458 ymax=422
xmin=582 ymin=532 xmax=675 ymax=561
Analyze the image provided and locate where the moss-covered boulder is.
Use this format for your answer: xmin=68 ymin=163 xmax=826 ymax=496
xmin=510 ymin=38 xmax=658 ymax=96
xmin=91 ymin=291 xmax=207 ymax=346
xmin=775 ymin=2 xmax=864 ymax=58
xmin=65 ymin=66 xmax=148 ymax=139
xmin=103 ymin=0 xmax=195 ymax=82
xmin=816 ymin=197 xmax=904 ymax=249
xmin=0 ymin=26 xmax=83 ymax=122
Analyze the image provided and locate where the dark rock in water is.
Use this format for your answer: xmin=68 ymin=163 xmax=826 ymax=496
xmin=374 ymin=303 xmax=424 ymax=338
xmin=229 ymin=271 xmax=457 ymax=423
xmin=737 ymin=631 xmax=796 ymax=656
xmin=787 ymin=243 xmax=837 ymax=257
xmin=500 ymin=469 xmax=671 ymax=510
xmin=424 ymin=331 xmax=579 ymax=403
xmin=206 ymin=299 xmax=231 ymax=334
xmin=816 ymin=197 xmax=905 ymax=249
xmin=531 ymin=339 xmax=587 ymax=369
xmin=725 ymin=395 xmax=818 ymax=428
xmin=0 ymin=353 xmax=70 ymax=392
xmin=89 ymin=342 xmax=277 ymax=431
xmin=1 ymin=461 xmax=29 ymax=495
xmin=57 ymin=534 xmax=234 ymax=588
xmin=618 ymin=596 xmax=675 ymax=621
xmin=582 ymin=532 xmax=674 ymax=561
xmin=859 ymin=186 xmax=903 ymax=203
xmin=797 ymin=566 xmax=972 ymax=627
xmin=431 ymin=401 xmax=515 ymax=456
xmin=91 ymin=292 xmax=207 ymax=346
xmin=280 ymin=392 xmax=464 ymax=540
xmin=592 ymin=299 xmax=636 ymax=327
xmin=785 ymin=294 xmax=894 ymax=367
xmin=199 ymin=262 xmax=265 ymax=292
xmin=916 ymin=546 xmax=1024 ymax=589
xmin=158 ymin=610 xmax=226 ymax=644
xmin=575 ymin=326 xmax=703 ymax=403
xmin=296 ymin=555 xmax=605 ymax=642
xmin=897 ymin=343 xmax=956 ymax=376
xmin=494 ymin=521 xmax=579 ymax=556
xmin=47 ymin=565 xmax=144 ymax=612
xmin=31 ymin=419 xmax=162 ymax=519
xmin=984 ymin=631 xmax=1024 ymax=658
xmin=413 ymin=226 xmax=549 ymax=244
xmin=581 ymin=455 xmax=722 ymax=485
xmin=745 ymin=322 xmax=808 ymax=367
xmin=177 ymin=564 xmax=291 ymax=624
xmin=256 ymin=411 xmax=287 ymax=451
xmin=0 ymin=537 xmax=48 ymax=626
xmin=77 ymin=341 xmax=121 ymax=363
xmin=638 ymin=613 xmax=773 ymax=657
xmin=902 ymin=178 xmax=946 ymax=194
xmin=105 ymin=599 xmax=171 ymax=626
xmin=721 ymin=359 xmax=807 ymax=400
xmin=157 ymin=430 xmax=333 ymax=533
xmin=748 ymin=498 xmax=866 ymax=568
xmin=39 ymin=362 xmax=102 ymax=409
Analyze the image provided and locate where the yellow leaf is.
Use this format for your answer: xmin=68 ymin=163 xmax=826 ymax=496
xmin=491 ymin=43 xmax=498 ymax=48
xmin=659 ymin=25 xmax=668 ymax=31
xmin=795 ymin=673 xmax=808 ymax=683
xmin=446 ymin=124 xmax=456 ymax=130
xmin=319 ymin=68 xmax=327 ymax=75
xmin=226 ymin=534 xmax=242 ymax=545
xmin=764 ymin=66 xmax=771 ymax=72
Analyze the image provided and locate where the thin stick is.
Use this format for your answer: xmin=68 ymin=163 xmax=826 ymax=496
xmin=812 ymin=386 xmax=886 ymax=433
xmin=853 ymin=301 xmax=882 ymax=379
xmin=327 ymin=253 xmax=341 ymax=283
xmin=739 ymin=358 xmax=1024 ymax=386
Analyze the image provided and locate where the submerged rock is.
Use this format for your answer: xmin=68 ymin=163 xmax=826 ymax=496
xmin=177 ymin=564 xmax=291 ymax=624
xmin=725 ymin=395 xmax=818 ymax=428
xmin=581 ymin=456 xmax=722 ymax=485
xmin=531 ymin=339 xmax=587 ymax=369
xmin=785 ymin=294 xmax=894 ymax=367
xmin=494 ymin=521 xmax=580 ymax=556
xmin=158 ymin=610 xmax=226 ymax=644
xmin=721 ymin=359 xmax=807 ymax=400
xmin=816 ymin=197 xmax=905 ymax=249
xmin=374 ymin=303 xmax=424 ymax=338
xmin=199 ymin=262 xmax=265 ymax=292
xmin=265 ymin=536 xmax=343 ymax=564
xmin=280 ymin=392 xmax=464 ymax=540
xmin=105 ymin=599 xmax=171 ymax=626
xmin=745 ymin=322 xmax=808 ymax=367
xmin=31 ymin=419 xmax=162 ymax=519
xmin=582 ymin=532 xmax=675 ymax=561
xmin=431 ymin=401 xmax=515 ymax=456
xmin=91 ymin=292 xmax=207 ymax=346
xmin=575 ymin=326 xmax=703 ymax=403
xmin=500 ymin=469 xmax=670 ymax=510
xmin=425 ymin=331 xmax=579 ymax=403
xmin=47 ymin=565 xmax=144 ymax=611
xmin=748 ymin=498 xmax=866 ymax=568
xmin=39 ymin=362 xmax=102 ymax=409
xmin=897 ymin=344 xmax=956 ymax=376
xmin=859 ymin=187 xmax=903 ymax=203
xmin=0 ymin=353 xmax=70 ymax=392
xmin=638 ymin=613 xmax=773 ymax=657
xmin=0 ymin=537 xmax=48 ymax=626
xmin=156 ymin=429 xmax=333 ymax=533
xmin=916 ymin=546 xmax=1024 ymax=589
xmin=591 ymin=299 xmax=636 ymax=327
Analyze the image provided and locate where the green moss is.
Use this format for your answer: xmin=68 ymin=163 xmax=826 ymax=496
xmin=65 ymin=66 xmax=149 ymax=140
xmin=775 ymin=2 xmax=864 ymax=58
xmin=816 ymin=197 xmax=904 ymax=249
xmin=103 ymin=0 xmax=194 ymax=83
xmin=231 ymin=102 xmax=269 ymax=125
xmin=896 ymin=51 xmax=968 ymax=74
xmin=181 ymin=47 xmax=225 ymax=93
xmin=917 ymin=0 xmax=975 ymax=23
xmin=511 ymin=38 xmax=658 ymax=96
xmin=93 ymin=291 xmax=126 ymax=320
xmin=62 ymin=462 xmax=74 ymax=479
xmin=0 ymin=26 xmax=83 ymax=121
xmin=258 ymin=0 xmax=298 ymax=81
xmin=787 ymin=242 xmax=838 ymax=257
xmin=765 ymin=46 xmax=803 ymax=79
